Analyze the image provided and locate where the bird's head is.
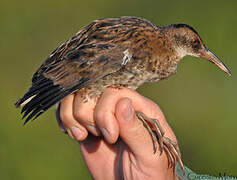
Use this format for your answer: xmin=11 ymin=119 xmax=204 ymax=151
xmin=166 ymin=24 xmax=231 ymax=76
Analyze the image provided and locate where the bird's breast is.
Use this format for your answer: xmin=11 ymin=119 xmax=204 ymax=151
xmin=78 ymin=65 xmax=160 ymax=101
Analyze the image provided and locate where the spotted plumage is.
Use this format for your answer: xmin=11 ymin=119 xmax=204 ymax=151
xmin=15 ymin=16 xmax=230 ymax=124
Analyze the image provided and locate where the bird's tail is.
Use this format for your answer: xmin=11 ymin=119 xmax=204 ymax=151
xmin=15 ymin=75 xmax=90 ymax=125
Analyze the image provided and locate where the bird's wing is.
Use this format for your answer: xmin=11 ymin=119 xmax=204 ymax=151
xmin=15 ymin=24 xmax=128 ymax=124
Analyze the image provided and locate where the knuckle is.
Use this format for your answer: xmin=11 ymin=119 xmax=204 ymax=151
xmin=73 ymin=110 xmax=85 ymax=121
xmin=73 ymin=109 xmax=95 ymax=126
xmin=146 ymin=100 xmax=161 ymax=116
xmin=94 ymin=110 xmax=105 ymax=122
xmin=60 ymin=111 xmax=72 ymax=122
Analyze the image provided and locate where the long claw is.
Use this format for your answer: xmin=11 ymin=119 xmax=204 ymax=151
xmin=151 ymin=118 xmax=164 ymax=155
xmin=164 ymin=146 xmax=174 ymax=168
xmin=135 ymin=111 xmax=185 ymax=175
xmin=136 ymin=111 xmax=158 ymax=153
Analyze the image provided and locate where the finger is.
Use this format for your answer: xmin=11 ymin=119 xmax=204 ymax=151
xmin=78 ymin=134 xmax=119 ymax=179
xmin=60 ymin=94 xmax=88 ymax=141
xmin=116 ymin=98 xmax=177 ymax=161
xmin=55 ymin=102 xmax=67 ymax=133
xmin=93 ymin=91 xmax=120 ymax=144
xmin=93 ymin=88 xmax=138 ymax=143
xmin=93 ymin=88 xmax=159 ymax=143
xmin=109 ymin=88 xmax=176 ymax=141
xmin=93 ymin=88 xmax=141 ymax=144
xmin=115 ymin=98 xmax=157 ymax=155
xmin=73 ymin=91 xmax=101 ymax=136
xmin=116 ymin=98 xmax=177 ymax=179
xmin=93 ymin=87 xmax=164 ymax=144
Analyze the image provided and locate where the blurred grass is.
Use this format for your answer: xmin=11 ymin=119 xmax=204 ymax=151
xmin=1 ymin=0 xmax=236 ymax=179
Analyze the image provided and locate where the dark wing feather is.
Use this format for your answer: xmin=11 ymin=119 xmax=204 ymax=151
xmin=16 ymin=27 xmax=127 ymax=124
xmin=15 ymin=43 xmax=125 ymax=124
xmin=15 ymin=16 xmax=156 ymax=124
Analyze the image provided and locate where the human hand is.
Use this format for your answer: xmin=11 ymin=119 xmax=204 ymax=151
xmin=57 ymin=88 xmax=178 ymax=179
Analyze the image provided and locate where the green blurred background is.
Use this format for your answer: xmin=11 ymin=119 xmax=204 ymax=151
xmin=1 ymin=0 xmax=236 ymax=179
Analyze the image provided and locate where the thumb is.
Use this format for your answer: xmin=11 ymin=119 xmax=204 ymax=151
xmin=115 ymin=98 xmax=157 ymax=157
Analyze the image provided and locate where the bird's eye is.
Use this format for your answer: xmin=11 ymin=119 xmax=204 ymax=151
xmin=192 ymin=38 xmax=201 ymax=49
xmin=192 ymin=39 xmax=200 ymax=46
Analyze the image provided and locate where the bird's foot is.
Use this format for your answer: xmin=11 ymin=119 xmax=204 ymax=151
xmin=136 ymin=111 xmax=184 ymax=174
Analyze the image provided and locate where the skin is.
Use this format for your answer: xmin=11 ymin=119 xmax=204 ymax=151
xmin=59 ymin=88 xmax=178 ymax=180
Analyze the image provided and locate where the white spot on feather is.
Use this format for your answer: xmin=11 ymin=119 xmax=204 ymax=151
xmin=20 ymin=95 xmax=36 ymax=108
xmin=122 ymin=49 xmax=132 ymax=65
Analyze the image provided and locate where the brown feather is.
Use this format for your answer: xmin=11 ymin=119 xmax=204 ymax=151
xmin=16 ymin=16 xmax=223 ymax=123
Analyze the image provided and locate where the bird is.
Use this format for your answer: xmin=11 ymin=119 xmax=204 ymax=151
xmin=15 ymin=16 xmax=231 ymax=174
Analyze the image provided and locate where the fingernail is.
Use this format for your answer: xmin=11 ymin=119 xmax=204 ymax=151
xmin=101 ymin=128 xmax=110 ymax=141
xmin=87 ymin=125 xmax=100 ymax=136
xmin=123 ymin=101 xmax=134 ymax=120
xmin=69 ymin=127 xmax=84 ymax=141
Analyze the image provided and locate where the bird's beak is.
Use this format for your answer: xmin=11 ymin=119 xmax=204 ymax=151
xmin=199 ymin=48 xmax=231 ymax=76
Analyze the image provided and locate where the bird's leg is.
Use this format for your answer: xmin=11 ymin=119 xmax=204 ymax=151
xmin=135 ymin=111 xmax=184 ymax=174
